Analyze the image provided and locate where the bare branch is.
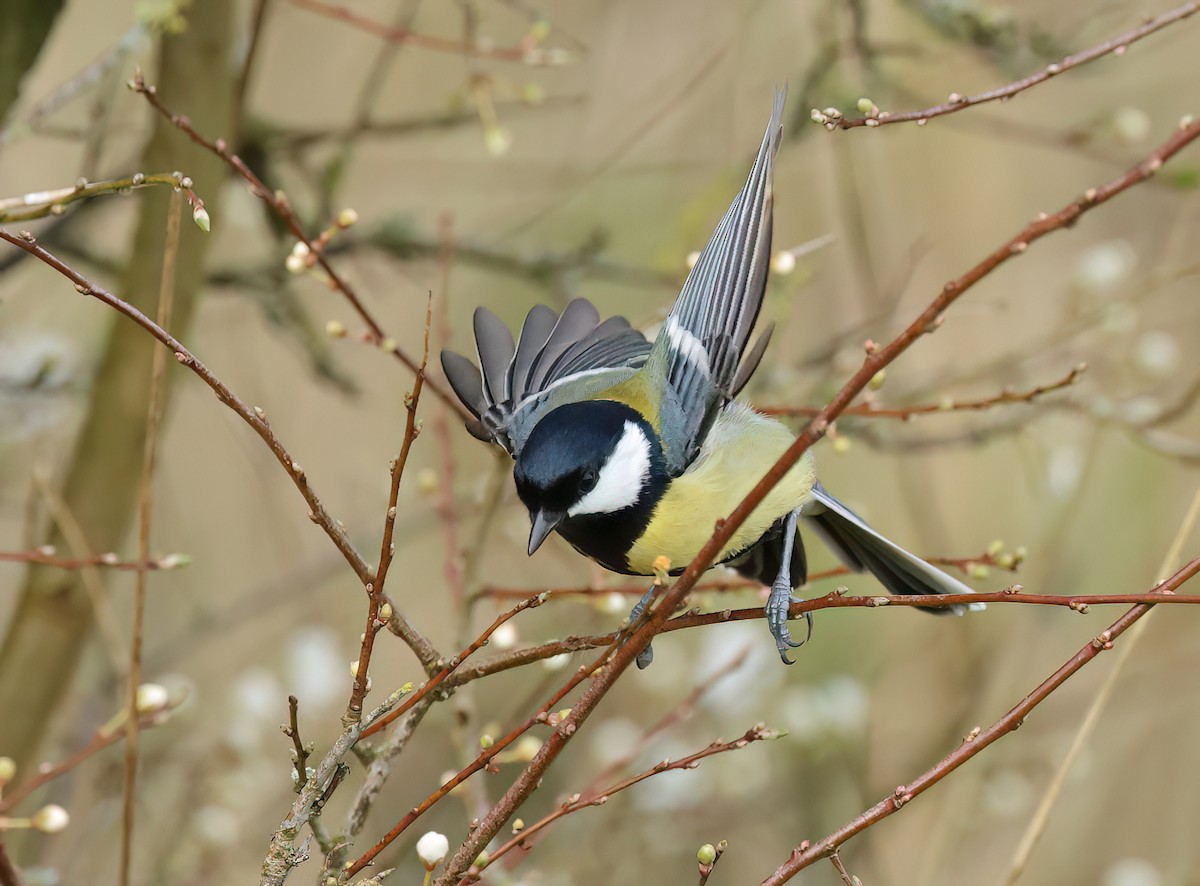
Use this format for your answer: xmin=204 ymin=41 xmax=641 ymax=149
xmin=468 ymin=725 xmax=781 ymax=878
xmin=760 ymin=557 xmax=1200 ymax=884
xmin=126 ymin=72 xmax=469 ymax=419
xmin=814 ymin=2 xmax=1198 ymax=130
xmin=432 ymin=113 xmax=1200 ymax=882
xmin=760 ymin=364 xmax=1085 ymax=421
xmin=0 ymin=229 xmax=441 ymax=672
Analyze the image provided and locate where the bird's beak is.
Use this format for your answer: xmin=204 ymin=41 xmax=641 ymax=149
xmin=527 ymin=509 xmax=565 ymax=556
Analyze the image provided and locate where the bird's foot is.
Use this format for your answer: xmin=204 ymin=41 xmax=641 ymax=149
xmin=622 ymin=584 xmax=657 ymax=669
xmin=766 ymin=581 xmax=812 ymax=665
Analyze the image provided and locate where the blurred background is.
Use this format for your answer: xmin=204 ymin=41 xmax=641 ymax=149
xmin=1 ymin=1 xmax=1199 ymax=884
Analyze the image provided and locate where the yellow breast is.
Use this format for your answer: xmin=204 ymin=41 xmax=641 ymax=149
xmin=624 ymin=403 xmax=817 ymax=575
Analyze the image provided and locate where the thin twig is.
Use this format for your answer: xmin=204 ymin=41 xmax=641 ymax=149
xmin=260 ymin=686 xmax=414 ymax=886
xmin=829 ymin=850 xmax=858 ymax=886
xmin=815 ymin=2 xmax=1199 ymax=130
xmin=120 ymin=185 xmax=181 ymax=886
xmin=468 ymin=725 xmax=780 ymax=877
xmin=346 ymin=294 xmax=432 ymax=724
xmin=347 ymin=638 xmax=615 ymax=875
xmin=760 ymin=364 xmax=1085 ymax=420
xmin=0 ymin=549 xmax=188 ymax=571
xmin=0 ymin=229 xmax=442 ymax=672
xmin=284 ymin=695 xmax=311 ymax=792
xmin=29 ymin=465 xmax=127 ymax=677
xmin=0 ymin=708 xmax=178 ymax=814
xmin=760 ymin=557 xmax=1200 ymax=884
xmin=474 ymin=546 xmax=1022 ymax=602
xmin=432 ymin=114 xmax=1200 ymax=883
xmin=286 ymin=0 xmax=570 ymax=63
xmin=491 ymin=647 xmax=754 ymax=874
xmin=126 ymin=72 xmax=468 ymax=419
xmin=0 ymin=171 xmax=206 ymax=223
xmin=360 ymin=594 xmax=549 ymax=739
xmin=443 ymin=585 xmax=1200 ymax=690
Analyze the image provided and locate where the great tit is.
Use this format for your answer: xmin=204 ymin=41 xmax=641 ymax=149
xmin=441 ymin=89 xmax=982 ymax=665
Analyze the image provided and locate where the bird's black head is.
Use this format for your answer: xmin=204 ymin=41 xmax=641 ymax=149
xmin=514 ymin=400 xmax=667 ymax=569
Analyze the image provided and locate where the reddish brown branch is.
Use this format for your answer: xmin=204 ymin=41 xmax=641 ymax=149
xmin=475 ymin=548 xmax=1020 ymax=602
xmin=287 ymin=0 xmax=557 ymax=62
xmin=0 ymin=229 xmax=441 ymax=672
xmin=0 ymin=710 xmax=173 ymax=814
xmin=819 ymin=2 xmax=1198 ymax=130
xmin=361 ymin=594 xmax=549 ymax=739
xmin=760 ymin=364 xmax=1084 ymax=420
xmin=761 ymin=557 xmax=1200 ymax=884
xmin=126 ymin=73 xmax=468 ymax=420
xmin=346 ymin=296 xmax=432 ymax=722
xmin=348 ymin=642 xmax=616 ymax=874
xmin=431 ymin=115 xmax=1200 ymax=883
xmin=468 ymin=724 xmax=779 ymax=878
xmin=488 ymin=647 xmax=754 ymax=875
xmin=444 ymin=585 xmax=1200 ymax=691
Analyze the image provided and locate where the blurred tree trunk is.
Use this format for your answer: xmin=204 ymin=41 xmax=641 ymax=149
xmin=0 ymin=4 xmax=237 ymax=767
xmin=0 ymin=0 xmax=66 ymax=123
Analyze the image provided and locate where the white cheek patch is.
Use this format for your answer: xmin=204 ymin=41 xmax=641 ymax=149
xmin=665 ymin=316 xmax=710 ymax=378
xmin=568 ymin=421 xmax=651 ymax=517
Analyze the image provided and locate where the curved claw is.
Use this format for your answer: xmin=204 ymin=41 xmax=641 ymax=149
xmin=767 ymin=584 xmax=814 ymax=665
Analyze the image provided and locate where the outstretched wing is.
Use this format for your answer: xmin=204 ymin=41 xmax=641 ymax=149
xmin=440 ymin=298 xmax=652 ymax=456
xmin=651 ymin=88 xmax=785 ymax=475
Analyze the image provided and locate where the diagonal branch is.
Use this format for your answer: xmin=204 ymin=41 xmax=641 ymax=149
xmin=431 ymin=112 xmax=1200 ymax=884
xmin=816 ymin=2 xmax=1198 ymax=130
xmin=0 ymin=229 xmax=441 ymax=672
xmin=127 ymin=72 xmax=469 ymax=419
xmin=760 ymin=557 xmax=1200 ymax=884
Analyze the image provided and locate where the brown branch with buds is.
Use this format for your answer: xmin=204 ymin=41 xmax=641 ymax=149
xmin=126 ymin=72 xmax=468 ymax=419
xmin=0 ymin=549 xmax=189 ymax=571
xmin=759 ymin=364 xmax=1085 ymax=421
xmin=429 ymin=111 xmax=1200 ymax=884
xmin=0 ymin=172 xmax=207 ymax=226
xmin=441 ymin=584 xmax=1200 ymax=693
xmin=761 ymin=556 xmax=1200 ymax=884
xmin=812 ymin=2 xmax=1198 ymax=130
xmin=484 ymin=648 xmax=754 ymax=876
xmin=465 ymin=724 xmax=782 ymax=880
xmin=474 ymin=545 xmax=1023 ymax=603
xmin=346 ymin=295 xmax=432 ymax=723
xmin=0 ymin=229 xmax=441 ymax=672
xmin=287 ymin=0 xmax=573 ymax=64
xmin=347 ymin=641 xmax=617 ymax=875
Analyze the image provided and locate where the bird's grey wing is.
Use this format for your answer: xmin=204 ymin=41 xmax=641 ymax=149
xmin=440 ymin=297 xmax=651 ymax=456
xmin=650 ymin=88 xmax=785 ymax=475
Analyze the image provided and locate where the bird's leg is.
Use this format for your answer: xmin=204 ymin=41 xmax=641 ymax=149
xmin=766 ymin=508 xmax=812 ymax=665
xmin=624 ymin=583 xmax=658 ymax=670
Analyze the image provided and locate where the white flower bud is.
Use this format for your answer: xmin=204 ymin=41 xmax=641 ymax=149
xmin=336 ymin=208 xmax=359 ymax=228
xmin=192 ymin=206 xmax=211 ymax=233
xmin=416 ymin=831 xmax=449 ymax=870
xmin=32 ymin=804 xmax=70 ymax=833
xmin=136 ymin=683 xmax=170 ymax=715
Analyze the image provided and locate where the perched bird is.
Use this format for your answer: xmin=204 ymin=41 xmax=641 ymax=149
xmin=441 ymin=89 xmax=981 ymax=666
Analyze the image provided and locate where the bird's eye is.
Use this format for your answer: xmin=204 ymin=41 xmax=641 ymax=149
xmin=579 ymin=468 xmax=598 ymax=493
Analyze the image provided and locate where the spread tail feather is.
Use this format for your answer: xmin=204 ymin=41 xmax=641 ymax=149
xmin=804 ymin=483 xmax=984 ymax=615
